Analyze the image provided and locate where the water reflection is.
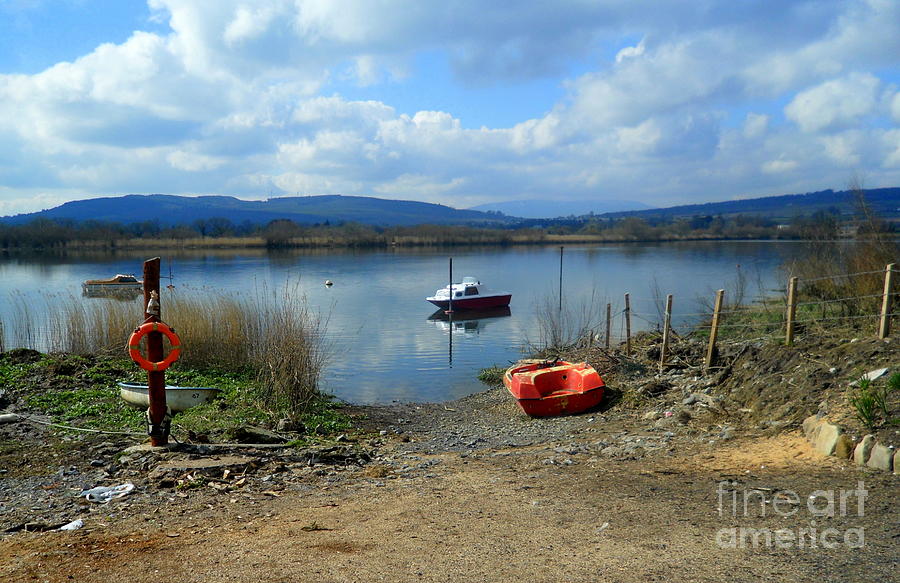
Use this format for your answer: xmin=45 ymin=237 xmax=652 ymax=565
xmin=427 ymin=306 xmax=512 ymax=333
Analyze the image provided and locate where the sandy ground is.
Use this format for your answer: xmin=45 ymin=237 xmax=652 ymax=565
xmin=1 ymin=424 xmax=896 ymax=583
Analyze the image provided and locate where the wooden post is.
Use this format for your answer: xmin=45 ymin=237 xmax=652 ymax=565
xmin=659 ymin=294 xmax=673 ymax=373
xmin=143 ymin=257 xmax=168 ymax=446
xmin=785 ymin=276 xmax=798 ymax=346
xmin=605 ymin=303 xmax=611 ymax=349
xmin=878 ymin=263 xmax=895 ymax=339
xmin=705 ymin=289 xmax=725 ymax=372
xmin=624 ymin=293 xmax=632 ymax=356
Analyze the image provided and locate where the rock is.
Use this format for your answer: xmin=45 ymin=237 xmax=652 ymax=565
xmin=834 ymin=434 xmax=855 ymax=459
xmin=227 ymin=426 xmax=287 ymax=444
xmin=675 ymin=410 xmax=691 ymax=425
xmin=641 ymin=410 xmax=660 ymax=421
xmin=802 ymin=414 xmax=823 ymax=438
xmin=866 ymin=444 xmax=893 ymax=472
xmin=276 ymin=418 xmax=302 ymax=432
xmin=682 ymin=394 xmax=698 ymax=406
xmin=812 ymin=422 xmax=843 ymax=456
xmin=719 ymin=426 xmax=735 ymax=441
xmin=638 ymin=381 xmax=671 ymax=397
xmin=148 ymin=455 xmax=257 ymax=481
xmin=0 ymin=413 xmax=20 ymax=424
xmin=854 ymin=435 xmax=875 ymax=466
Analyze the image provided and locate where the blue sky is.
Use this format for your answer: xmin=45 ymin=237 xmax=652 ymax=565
xmin=0 ymin=0 xmax=898 ymax=216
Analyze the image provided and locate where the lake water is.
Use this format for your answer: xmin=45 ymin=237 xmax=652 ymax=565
xmin=0 ymin=242 xmax=812 ymax=403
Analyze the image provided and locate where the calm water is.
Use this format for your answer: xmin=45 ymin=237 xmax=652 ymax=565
xmin=0 ymin=242 xmax=811 ymax=403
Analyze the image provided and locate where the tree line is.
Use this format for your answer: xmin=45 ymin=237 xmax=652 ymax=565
xmin=0 ymin=209 xmax=893 ymax=251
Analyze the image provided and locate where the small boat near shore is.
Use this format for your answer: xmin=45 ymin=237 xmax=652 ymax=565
xmin=82 ymin=274 xmax=143 ymax=297
xmin=118 ymin=382 xmax=220 ymax=413
xmin=426 ymin=277 xmax=511 ymax=310
xmin=503 ymin=360 xmax=605 ymax=417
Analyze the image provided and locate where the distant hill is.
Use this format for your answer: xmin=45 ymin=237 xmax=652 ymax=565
xmin=598 ymin=188 xmax=900 ymax=222
xmin=0 ymin=194 xmax=511 ymax=227
xmin=468 ymin=199 xmax=654 ymax=218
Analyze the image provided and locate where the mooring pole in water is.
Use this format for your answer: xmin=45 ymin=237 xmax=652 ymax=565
xmin=559 ymin=246 xmax=564 ymax=312
xmin=143 ymin=257 xmax=169 ymax=446
xmin=446 ymin=257 xmax=453 ymax=314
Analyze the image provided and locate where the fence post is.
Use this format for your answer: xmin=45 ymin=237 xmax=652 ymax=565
xmin=605 ymin=303 xmax=611 ymax=349
xmin=659 ymin=294 xmax=673 ymax=373
xmin=624 ymin=293 xmax=632 ymax=356
xmin=878 ymin=263 xmax=895 ymax=339
xmin=705 ymin=289 xmax=725 ymax=372
xmin=785 ymin=276 xmax=798 ymax=345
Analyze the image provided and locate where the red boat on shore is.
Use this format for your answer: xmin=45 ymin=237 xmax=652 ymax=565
xmin=503 ymin=360 xmax=605 ymax=417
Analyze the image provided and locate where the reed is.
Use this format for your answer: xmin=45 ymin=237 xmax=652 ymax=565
xmin=526 ymin=289 xmax=606 ymax=354
xmin=0 ymin=283 xmax=329 ymax=418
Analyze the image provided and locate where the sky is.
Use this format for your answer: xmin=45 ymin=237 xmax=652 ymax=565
xmin=0 ymin=0 xmax=898 ymax=216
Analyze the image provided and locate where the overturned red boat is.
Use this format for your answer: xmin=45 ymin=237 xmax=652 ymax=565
xmin=503 ymin=360 xmax=605 ymax=417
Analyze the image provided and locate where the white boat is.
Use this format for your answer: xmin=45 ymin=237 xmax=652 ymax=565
xmin=426 ymin=277 xmax=511 ymax=310
xmin=118 ymin=383 xmax=220 ymax=413
xmin=82 ymin=274 xmax=143 ymax=296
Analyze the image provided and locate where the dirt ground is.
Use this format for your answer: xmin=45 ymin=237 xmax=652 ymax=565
xmin=1 ymin=333 xmax=898 ymax=582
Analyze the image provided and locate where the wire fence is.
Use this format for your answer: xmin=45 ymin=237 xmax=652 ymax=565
xmin=575 ymin=263 xmax=897 ymax=372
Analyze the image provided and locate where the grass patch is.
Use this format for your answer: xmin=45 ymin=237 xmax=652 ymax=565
xmin=477 ymin=366 xmax=506 ymax=387
xmin=4 ymin=351 xmax=351 ymax=440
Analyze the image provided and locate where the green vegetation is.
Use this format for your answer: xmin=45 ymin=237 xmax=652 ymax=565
xmin=2 ymin=190 xmax=896 ymax=251
xmin=477 ymin=366 xmax=506 ymax=387
xmin=0 ymin=280 xmax=349 ymax=439
xmin=848 ymin=373 xmax=899 ymax=431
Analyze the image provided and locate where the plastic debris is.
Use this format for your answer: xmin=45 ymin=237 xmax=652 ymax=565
xmin=58 ymin=519 xmax=84 ymax=531
xmin=79 ymin=483 xmax=135 ymax=503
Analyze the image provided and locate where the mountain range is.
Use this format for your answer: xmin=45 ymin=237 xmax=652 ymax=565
xmin=467 ymin=199 xmax=654 ymax=218
xmin=1 ymin=187 xmax=898 ymax=227
xmin=0 ymin=194 xmax=509 ymax=227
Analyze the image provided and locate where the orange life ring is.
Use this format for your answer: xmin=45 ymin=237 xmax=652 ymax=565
xmin=128 ymin=321 xmax=182 ymax=372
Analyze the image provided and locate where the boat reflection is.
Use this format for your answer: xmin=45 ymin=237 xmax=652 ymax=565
xmin=427 ymin=306 xmax=511 ymax=334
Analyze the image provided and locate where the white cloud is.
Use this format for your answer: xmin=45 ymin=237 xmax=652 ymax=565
xmin=784 ymin=72 xmax=881 ymax=133
xmin=0 ymin=0 xmax=899 ymax=215
xmin=743 ymin=113 xmax=768 ymax=139
xmin=762 ymin=159 xmax=799 ymax=174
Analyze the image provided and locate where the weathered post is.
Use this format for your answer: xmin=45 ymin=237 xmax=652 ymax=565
xmin=785 ymin=276 xmax=798 ymax=346
xmin=659 ymin=294 xmax=673 ymax=373
xmin=624 ymin=293 xmax=632 ymax=356
xmin=705 ymin=289 xmax=725 ymax=372
xmin=878 ymin=263 xmax=895 ymax=339
xmin=143 ymin=257 xmax=169 ymax=446
xmin=605 ymin=302 xmax=612 ymax=349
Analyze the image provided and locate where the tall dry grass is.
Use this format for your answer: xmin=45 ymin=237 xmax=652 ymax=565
xmin=0 ymin=283 xmax=329 ymax=417
xmin=526 ymin=290 xmax=606 ymax=354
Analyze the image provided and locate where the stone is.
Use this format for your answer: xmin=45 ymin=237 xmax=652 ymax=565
xmin=812 ymin=422 xmax=843 ymax=456
xmin=854 ymin=435 xmax=875 ymax=466
xmin=802 ymin=414 xmax=823 ymax=439
xmin=148 ymin=455 xmax=257 ymax=481
xmin=866 ymin=444 xmax=894 ymax=472
xmin=226 ymin=426 xmax=287 ymax=444
xmin=834 ymin=434 xmax=855 ymax=459
xmin=641 ymin=410 xmax=660 ymax=421
xmin=0 ymin=413 xmax=19 ymax=424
